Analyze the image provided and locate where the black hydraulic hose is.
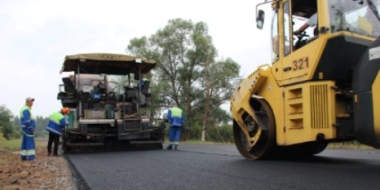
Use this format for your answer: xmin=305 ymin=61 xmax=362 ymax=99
xmin=122 ymin=93 xmax=126 ymax=130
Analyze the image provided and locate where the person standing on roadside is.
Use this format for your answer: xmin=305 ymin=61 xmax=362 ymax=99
xmin=20 ymin=97 xmax=36 ymax=161
xmin=166 ymin=102 xmax=184 ymax=150
xmin=46 ymin=107 xmax=69 ymax=156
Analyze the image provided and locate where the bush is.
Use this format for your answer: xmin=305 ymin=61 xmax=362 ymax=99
xmin=0 ymin=132 xmax=5 ymax=141
xmin=206 ymin=124 xmax=234 ymax=143
xmin=0 ymin=105 xmax=18 ymax=140
xmin=167 ymin=121 xmax=233 ymax=143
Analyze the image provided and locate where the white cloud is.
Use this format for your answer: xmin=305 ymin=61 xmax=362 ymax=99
xmin=0 ymin=0 xmax=272 ymax=117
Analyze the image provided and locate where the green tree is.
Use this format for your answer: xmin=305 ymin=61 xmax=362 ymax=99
xmin=13 ymin=116 xmax=21 ymax=138
xmin=198 ymin=57 xmax=240 ymax=141
xmin=127 ymin=18 xmax=241 ymax=141
xmin=34 ymin=115 xmax=49 ymax=138
xmin=0 ymin=105 xmax=17 ymax=140
xmin=0 ymin=132 xmax=4 ymax=141
xmin=108 ymin=75 xmax=129 ymax=94
xmin=14 ymin=114 xmax=49 ymax=138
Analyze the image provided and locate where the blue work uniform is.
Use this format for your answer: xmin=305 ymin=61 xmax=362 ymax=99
xmin=20 ymin=105 xmax=36 ymax=161
xmin=167 ymin=107 xmax=184 ymax=147
xmin=46 ymin=111 xmax=67 ymax=155
xmin=137 ymin=77 xmax=148 ymax=89
xmin=46 ymin=112 xmax=67 ymax=136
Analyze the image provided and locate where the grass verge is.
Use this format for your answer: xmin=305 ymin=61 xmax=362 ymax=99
xmin=328 ymin=141 xmax=374 ymax=150
xmin=182 ymin=140 xmax=374 ymax=150
xmin=0 ymin=138 xmax=47 ymax=151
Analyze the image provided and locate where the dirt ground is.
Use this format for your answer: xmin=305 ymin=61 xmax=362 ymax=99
xmin=0 ymin=147 xmax=76 ymax=190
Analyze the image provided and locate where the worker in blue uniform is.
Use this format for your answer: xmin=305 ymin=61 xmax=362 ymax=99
xmin=135 ymin=73 xmax=149 ymax=105
xmin=166 ymin=102 xmax=185 ymax=150
xmin=136 ymin=73 xmax=149 ymax=89
xmin=20 ymin=97 xmax=36 ymax=161
xmin=46 ymin=107 xmax=69 ymax=156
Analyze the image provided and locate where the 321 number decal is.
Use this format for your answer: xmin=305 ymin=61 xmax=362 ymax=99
xmin=292 ymin=57 xmax=309 ymax=71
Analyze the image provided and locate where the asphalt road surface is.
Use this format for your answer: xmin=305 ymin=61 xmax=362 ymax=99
xmin=67 ymin=144 xmax=380 ymax=190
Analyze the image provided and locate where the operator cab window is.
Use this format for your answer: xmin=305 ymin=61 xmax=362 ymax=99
xmin=291 ymin=0 xmax=318 ymax=50
xmin=271 ymin=10 xmax=279 ymax=63
xmin=283 ymin=1 xmax=291 ymax=56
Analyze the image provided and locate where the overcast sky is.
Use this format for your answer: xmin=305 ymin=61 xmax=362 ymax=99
xmin=0 ymin=0 xmax=273 ymax=117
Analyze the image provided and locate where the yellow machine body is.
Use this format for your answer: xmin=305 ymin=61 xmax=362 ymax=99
xmin=231 ymin=0 xmax=380 ymax=159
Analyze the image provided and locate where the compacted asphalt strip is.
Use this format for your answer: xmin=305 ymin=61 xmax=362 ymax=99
xmin=65 ymin=144 xmax=380 ymax=190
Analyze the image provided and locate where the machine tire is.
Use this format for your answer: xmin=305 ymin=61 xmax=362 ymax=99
xmin=155 ymin=143 xmax=163 ymax=150
xmin=62 ymin=137 xmax=71 ymax=153
xmin=280 ymin=141 xmax=328 ymax=157
xmin=61 ymin=131 xmax=74 ymax=153
xmin=303 ymin=141 xmax=328 ymax=155
xmin=233 ymin=100 xmax=276 ymax=160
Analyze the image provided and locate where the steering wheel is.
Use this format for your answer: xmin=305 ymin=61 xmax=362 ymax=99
xmin=294 ymin=31 xmax=309 ymax=41
xmin=293 ymin=32 xmax=310 ymax=50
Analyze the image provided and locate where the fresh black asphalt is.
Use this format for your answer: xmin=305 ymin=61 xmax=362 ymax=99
xmin=66 ymin=144 xmax=380 ymax=190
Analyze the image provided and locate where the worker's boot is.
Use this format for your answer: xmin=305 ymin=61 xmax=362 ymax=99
xmin=166 ymin=145 xmax=172 ymax=150
xmin=174 ymin=146 xmax=178 ymax=151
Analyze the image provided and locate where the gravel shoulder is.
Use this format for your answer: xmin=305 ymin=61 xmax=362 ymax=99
xmin=0 ymin=147 xmax=76 ymax=190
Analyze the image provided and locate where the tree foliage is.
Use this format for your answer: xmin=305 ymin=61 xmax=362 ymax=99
xmin=0 ymin=105 xmax=19 ymax=140
xmin=13 ymin=115 xmax=50 ymax=138
xmin=0 ymin=105 xmax=50 ymax=140
xmin=127 ymin=18 xmax=240 ymax=141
